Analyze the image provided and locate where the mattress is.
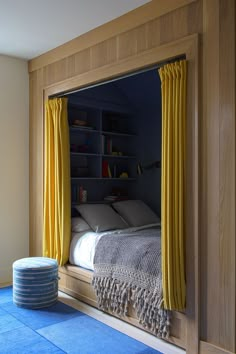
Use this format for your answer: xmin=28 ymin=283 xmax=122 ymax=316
xmin=69 ymin=223 xmax=160 ymax=271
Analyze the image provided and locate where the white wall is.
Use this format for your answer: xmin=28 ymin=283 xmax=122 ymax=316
xmin=0 ymin=55 xmax=29 ymax=284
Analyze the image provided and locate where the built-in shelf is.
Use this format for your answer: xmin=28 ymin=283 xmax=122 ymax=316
xmin=71 ymin=177 xmax=136 ymax=181
xmin=102 ymin=154 xmax=136 ymax=159
xmin=102 ymin=178 xmax=136 ymax=181
xmin=69 ymin=104 xmax=137 ymax=203
xmin=70 ymin=126 xmax=99 ymax=134
xmin=70 ymin=152 xmax=100 ymax=157
xmin=102 ymin=130 xmax=136 ymax=137
xmin=71 ymin=152 xmax=136 ymax=159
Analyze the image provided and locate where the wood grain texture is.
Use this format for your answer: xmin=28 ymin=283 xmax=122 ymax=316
xmin=218 ymin=0 xmax=235 ymax=350
xmin=28 ymin=0 xmax=197 ymax=72
xmin=91 ymin=38 xmax=117 ymax=70
xmin=202 ymin=1 xmax=236 ymax=352
xmin=44 ymin=35 xmax=198 ymax=98
xmin=200 ymin=341 xmax=234 ymax=354
xmin=42 ymin=34 xmax=199 ymax=354
xmin=28 ymin=0 xmax=236 ymax=352
xmin=202 ymin=0 xmax=220 ymax=345
xmin=185 ymin=36 xmax=200 ymax=354
xmin=160 ymin=0 xmax=202 ymax=45
xmin=29 ymin=5 xmax=200 ymax=353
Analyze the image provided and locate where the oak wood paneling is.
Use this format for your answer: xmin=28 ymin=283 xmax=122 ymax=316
xmin=200 ymin=341 xmax=234 ymax=354
xmin=202 ymin=1 xmax=236 ymax=352
xmin=28 ymin=0 xmax=236 ymax=352
xmin=41 ymin=34 xmax=199 ymax=354
xmin=146 ymin=18 xmax=161 ymax=49
xmin=160 ymin=0 xmax=202 ymax=45
xmin=28 ymin=0 xmax=197 ymax=72
xmin=91 ymin=38 xmax=117 ymax=69
xmin=185 ymin=36 xmax=200 ymax=354
xmin=218 ymin=0 xmax=235 ymax=349
xmin=202 ymin=0 xmax=220 ymax=345
xmin=118 ymin=28 xmax=138 ymax=60
xmin=69 ymin=48 xmax=91 ymax=78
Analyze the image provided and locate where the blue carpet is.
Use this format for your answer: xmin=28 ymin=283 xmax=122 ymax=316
xmin=0 ymin=287 xmax=163 ymax=354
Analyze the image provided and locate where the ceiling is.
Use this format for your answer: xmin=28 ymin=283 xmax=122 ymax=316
xmin=0 ymin=0 xmax=150 ymax=60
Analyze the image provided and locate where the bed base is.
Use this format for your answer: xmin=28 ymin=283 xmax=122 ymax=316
xmin=59 ymin=264 xmax=186 ymax=349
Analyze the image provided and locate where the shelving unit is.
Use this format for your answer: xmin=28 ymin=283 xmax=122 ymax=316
xmin=68 ymin=102 xmax=138 ymax=204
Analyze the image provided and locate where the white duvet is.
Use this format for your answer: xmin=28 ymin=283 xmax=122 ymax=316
xmin=69 ymin=223 xmax=160 ymax=271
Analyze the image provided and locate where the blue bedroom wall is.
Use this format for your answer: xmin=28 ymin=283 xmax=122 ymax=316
xmin=68 ymin=68 xmax=162 ymax=216
xmin=112 ymin=69 xmax=162 ymax=216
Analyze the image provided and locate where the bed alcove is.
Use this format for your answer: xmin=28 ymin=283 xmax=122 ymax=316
xmin=66 ymin=66 xmax=162 ymax=214
xmin=41 ymin=34 xmax=199 ymax=353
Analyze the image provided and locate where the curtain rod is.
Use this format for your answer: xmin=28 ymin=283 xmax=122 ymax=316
xmin=50 ymin=54 xmax=185 ymax=99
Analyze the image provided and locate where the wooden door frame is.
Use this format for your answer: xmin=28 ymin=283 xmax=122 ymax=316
xmin=43 ymin=34 xmax=200 ymax=354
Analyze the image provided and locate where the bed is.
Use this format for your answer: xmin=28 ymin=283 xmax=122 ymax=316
xmin=59 ymin=201 xmax=187 ymax=348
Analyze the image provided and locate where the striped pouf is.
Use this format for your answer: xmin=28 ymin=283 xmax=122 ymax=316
xmin=13 ymin=257 xmax=58 ymax=309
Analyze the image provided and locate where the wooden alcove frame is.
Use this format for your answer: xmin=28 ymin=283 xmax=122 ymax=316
xmin=43 ymin=33 xmax=199 ymax=353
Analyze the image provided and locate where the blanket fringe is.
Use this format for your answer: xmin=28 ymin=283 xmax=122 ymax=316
xmin=92 ymin=276 xmax=171 ymax=339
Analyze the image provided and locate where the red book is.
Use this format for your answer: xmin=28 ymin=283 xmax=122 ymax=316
xmin=102 ymin=160 xmax=109 ymax=177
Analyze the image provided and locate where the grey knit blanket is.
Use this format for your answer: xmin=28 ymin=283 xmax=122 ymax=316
xmin=92 ymin=227 xmax=171 ymax=338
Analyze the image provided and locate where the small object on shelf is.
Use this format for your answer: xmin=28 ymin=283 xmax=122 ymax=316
xmin=102 ymin=160 xmax=108 ymax=177
xmin=73 ymin=119 xmax=87 ymax=126
xmin=137 ymin=163 xmax=143 ymax=175
xmin=138 ymin=160 xmax=161 ymax=174
xmin=119 ymin=172 xmax=129 ymax=178
xmin=82 ymin=189 xmax=87 ymax=203
xmin=107 ymin=164 xmax=112 ymax=178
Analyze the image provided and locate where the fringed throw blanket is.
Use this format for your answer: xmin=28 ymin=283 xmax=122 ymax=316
xmin=92 ymin=227 xmax=171 ymax=338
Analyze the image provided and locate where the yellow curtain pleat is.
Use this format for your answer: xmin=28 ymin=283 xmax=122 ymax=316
xmin=43 ymin=98 xmax=71 ymax=266
xmin=159 ymin=60 xmax=187 ymax=311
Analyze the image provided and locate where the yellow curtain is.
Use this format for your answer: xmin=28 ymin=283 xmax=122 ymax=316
xmin=43 ymin=98 xmax=71 ymax=266
xmin=158 ymin=60 xmax=187 ymax=311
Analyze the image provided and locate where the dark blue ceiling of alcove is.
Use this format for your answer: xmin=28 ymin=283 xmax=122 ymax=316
xmin=111 ymin=68 xmax=161 ymax=112
xmin=69 ymin=67 xmax=161 ymax=113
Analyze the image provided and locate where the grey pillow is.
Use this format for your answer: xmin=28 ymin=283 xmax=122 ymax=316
xmin=75 ymin=204 xmax=128 ymax=232
xmin=71 ymin=217 xmax=91 ymax=233
xmin=112 ymin=200 xmax=160 ymax=227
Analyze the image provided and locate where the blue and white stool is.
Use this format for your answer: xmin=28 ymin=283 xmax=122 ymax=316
xmin=13 ymin=257 xmax=58 ymax=309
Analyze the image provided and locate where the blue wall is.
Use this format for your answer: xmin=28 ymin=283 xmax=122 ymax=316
xmin=68 ymin=68 xmax=162 ymax=216
xmin=114 ymin=69 xmax=162 ymax=216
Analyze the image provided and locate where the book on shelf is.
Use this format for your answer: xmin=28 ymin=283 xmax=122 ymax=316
xmin=107 ymin=164 xmax=112 ymax=178
xmin=102 ymin=160 xmax=112 ymax=178
xmin=101 ymin=136 xmax=113 ymax=155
